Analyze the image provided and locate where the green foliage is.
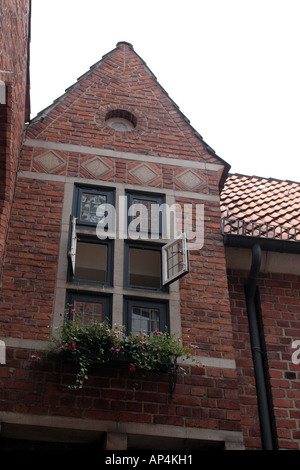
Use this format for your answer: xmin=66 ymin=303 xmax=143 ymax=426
xmin=50 ymin=311 xmax=203 ymax=390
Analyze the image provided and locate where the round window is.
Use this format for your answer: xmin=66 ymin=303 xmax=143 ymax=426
xmin=105 ymin=117 xmax=135 ymax=132
xmin=105 ymin=109 xmax=137 ymax=132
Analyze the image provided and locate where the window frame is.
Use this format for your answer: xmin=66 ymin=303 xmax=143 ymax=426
xmin=123 ymin=297 xmax=169 ymax=336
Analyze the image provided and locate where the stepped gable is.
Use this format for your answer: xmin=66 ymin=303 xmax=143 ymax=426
xmin=25 ymin=41 xmax=230 ymax=186
xmin=221 ymin=173 xmax=300 ymax=231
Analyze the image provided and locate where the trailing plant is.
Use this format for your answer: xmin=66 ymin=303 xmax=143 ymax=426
xmin=48 ymin=310 xmax=204 ymax=390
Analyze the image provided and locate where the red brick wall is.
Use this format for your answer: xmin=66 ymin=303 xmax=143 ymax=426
xmin=0 ymin=347 xmax=241 ymax=436
xmin=0 ymin=178 xmax=64 ymax=340
xmin=0 ymin=0 xmax=30 ymax=271
xmin=227 ymin=268 xmax=300 ymax=450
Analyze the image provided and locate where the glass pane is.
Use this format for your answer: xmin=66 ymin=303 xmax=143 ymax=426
xmin=80 ymin=192 xmax=107 ymax=224
xmin=132 ymin=198 xmax=160 ymax=234
xmin=166 ymin=241 xmax=184 ymax=278
xmin=75 ymin=242 xmax=107 ymax=282
xmin=129 ymin=247 xmax=161 ymax=288
xmin=73 ymin=299 xmax=104 ymax=325
xmin=131 ymin=306 xmax=160 ymax=336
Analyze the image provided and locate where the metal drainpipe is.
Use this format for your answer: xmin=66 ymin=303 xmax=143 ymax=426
xmin=245 ymin=243 xmax=274 ymax=450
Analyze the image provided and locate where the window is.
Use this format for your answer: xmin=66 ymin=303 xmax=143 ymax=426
xmin=65 ymin=185 xmax=189 ymax=336
xmin=68 ymin=185 xmax=115 ymax=285
xmin=124 ymin=191 xmax=189 ymax=289
xmin=124 ymin=242 xmax=163 ymax=290
xmin=74 ymin=185 xmax=114 ymax=227
xmin=68 ymin=217 xmax=114 ymax=285
xmin=66 ymin=292 xmax=112 ymax=325
xmin=124 ymin=298 xmax=169 ymax=336
xmin=105 ymin=109 xmax=137 ymax=132
xmin=162 ymin=233 xmax=189 ymax=286
xmin=127 ymin=191 xmax=164 ymax=238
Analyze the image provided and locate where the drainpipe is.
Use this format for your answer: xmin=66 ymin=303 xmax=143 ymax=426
xmin=245 ymin=243 xmax=274 ymax=450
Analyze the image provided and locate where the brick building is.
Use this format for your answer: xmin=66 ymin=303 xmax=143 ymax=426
xmin=0 ymin=1 xmax=299 ymax=451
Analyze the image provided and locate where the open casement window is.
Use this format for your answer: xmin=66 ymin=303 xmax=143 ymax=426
xmin=162 ymin=233 xmax=189 ymax=286
xmin=69 ymin=216 xmax=77 ymax=276
xmin=68 ymin=215 xmax=113 ymax=285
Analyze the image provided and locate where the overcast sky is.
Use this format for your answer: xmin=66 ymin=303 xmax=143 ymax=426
xmin=29 ymin=0 xmax=300 ymax=182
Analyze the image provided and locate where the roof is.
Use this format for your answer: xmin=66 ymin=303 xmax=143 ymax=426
xmin=220 ymin=173 xmax=300 ymax=242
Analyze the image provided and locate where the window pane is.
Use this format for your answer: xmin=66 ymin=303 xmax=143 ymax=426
xmin=162 ymin=234 xmax=189 ymax=286
xmin=166 ymin=244 xmax=185 ymax=278
xmin=75 ymin=242 xmax=107 ymax=282
xmin=131 ymin=306 xmax=160 ymax=336
xmin=129 ymin=247 xmax=161 ymax=288
xmin=132 ymin=198 xmax=160 ymax=234
xmin=73 ymin=299 xmax=105 ymax=325
xmin=80 ymin=192 xmax=107 ymax=224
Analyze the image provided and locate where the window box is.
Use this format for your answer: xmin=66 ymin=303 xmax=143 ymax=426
xmin=52 ymin=312 xmax=202 ymax=395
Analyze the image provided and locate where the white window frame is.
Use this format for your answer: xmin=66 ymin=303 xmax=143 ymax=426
xmin=162 ymin=233 xmax=189 ymax=286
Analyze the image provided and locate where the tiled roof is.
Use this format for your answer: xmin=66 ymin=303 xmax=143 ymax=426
xmin=220 ymin=174 xmax=300 ymax=241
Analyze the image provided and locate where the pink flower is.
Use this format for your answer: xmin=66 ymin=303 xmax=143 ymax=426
xmin=31 ymin=355 xmax=40 ymax=360
xmin=129 ymin=366 xmax=136 ymax=372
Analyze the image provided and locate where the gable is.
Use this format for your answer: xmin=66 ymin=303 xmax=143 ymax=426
xmin=25 ymin=42 xmax=229 ymax=182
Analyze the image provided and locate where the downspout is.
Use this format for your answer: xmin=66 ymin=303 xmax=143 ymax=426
xmin=245 ymin=243 xmax=274 ymax=450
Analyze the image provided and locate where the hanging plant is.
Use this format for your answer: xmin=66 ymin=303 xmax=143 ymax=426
xmin=46 ymin=310 xmax=205 ymax=391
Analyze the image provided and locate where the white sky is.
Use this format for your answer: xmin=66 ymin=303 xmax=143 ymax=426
xmin=30 ymin=0 xmax=300 ymax=182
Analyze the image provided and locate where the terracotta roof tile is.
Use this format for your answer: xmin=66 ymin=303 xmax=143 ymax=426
xmin=220 ymin=174 xmax=300 ymax=241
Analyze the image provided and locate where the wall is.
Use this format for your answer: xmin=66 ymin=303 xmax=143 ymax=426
xmin=227 ymin=256 xmax=300 ymax=450
xmin=0 ymin=0 xmax=30 ymax=272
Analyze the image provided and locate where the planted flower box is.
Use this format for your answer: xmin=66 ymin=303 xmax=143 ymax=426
xmin=46 ymin=313 xmax=204 ymax=395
